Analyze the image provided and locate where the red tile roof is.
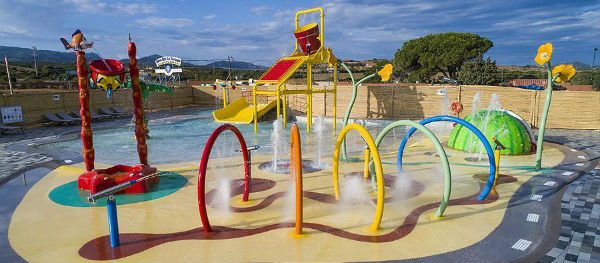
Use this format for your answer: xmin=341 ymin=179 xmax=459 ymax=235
xmin=509 ymin=79 xmax=547 ymax=87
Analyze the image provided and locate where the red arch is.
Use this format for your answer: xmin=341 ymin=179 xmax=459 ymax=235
xmin=198 ymin=124 xmax=250 ymax=232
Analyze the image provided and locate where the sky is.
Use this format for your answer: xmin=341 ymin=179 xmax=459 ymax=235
xmin=0 ymin=0 xmax=598 ymax=66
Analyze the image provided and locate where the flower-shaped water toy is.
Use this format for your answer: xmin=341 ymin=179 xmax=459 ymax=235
xmin=378 ymin=64 xmax=393 ymax=82
xmin=534 ymin=43 xmax=553 ymax=66
xmin=552 ymin=64 xmax=576 ymax=83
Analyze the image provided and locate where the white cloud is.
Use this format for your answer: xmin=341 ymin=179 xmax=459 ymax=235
xmin=63 ymin=0 xmax=157 ymax=15
xmin=115 ymin=3 xmax=157 ymax=15
xmin=0 ymin=24 xmax=30 ymax=36
xmin=251 ymin=5 xmax=270 ymax=15
xmin=135 ymin=17 xmax=194 ymax=28
xmin=204 ymin=14 xmax=217 ymax=20
xmin=63 ymin=0 xmax=106 ymax=13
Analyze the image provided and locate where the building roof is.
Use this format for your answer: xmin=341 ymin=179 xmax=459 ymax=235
xmin=561 ymin=84 xmax=595 ymax=91
xmin=509 ymin=79 xmax=594 ymax=91
xmin=509 ymin=79 xmax=547 ymax=87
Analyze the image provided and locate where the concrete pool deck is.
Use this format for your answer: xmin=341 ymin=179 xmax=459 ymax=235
xmin=1 ymin=107 xmax=599 ymax=262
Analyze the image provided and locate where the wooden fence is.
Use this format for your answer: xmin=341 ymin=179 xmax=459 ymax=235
xmin=1 ymin=83 xmax=599 ymax=129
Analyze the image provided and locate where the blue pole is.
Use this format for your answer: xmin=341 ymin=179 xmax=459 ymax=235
xmin=396 ymin=115 xmax=496 ymax=201
xmin=107 ymin=195 xmax=120 ymax=247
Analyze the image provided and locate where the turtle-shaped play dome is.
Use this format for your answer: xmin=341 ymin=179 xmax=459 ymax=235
xmin=448 ymin=110 xmax=533 ymax=155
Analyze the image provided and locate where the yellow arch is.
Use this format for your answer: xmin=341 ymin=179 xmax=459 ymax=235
xmin=333 ymin=123 xmax=385 ymax=232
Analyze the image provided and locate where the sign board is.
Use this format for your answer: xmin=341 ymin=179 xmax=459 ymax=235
xmin=154 ymin=67 xmax=183 ymax=77
xmin=155 ymin=56 xmax=182 ymax=67
xmin=154 ymin=56 xmax=183 ymax=86
xmin=1 ymin=105 xmax=23 ymax=124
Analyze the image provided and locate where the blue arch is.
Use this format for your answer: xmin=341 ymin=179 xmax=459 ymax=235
xmin=397 ymin=115 xmax=496 ymax=201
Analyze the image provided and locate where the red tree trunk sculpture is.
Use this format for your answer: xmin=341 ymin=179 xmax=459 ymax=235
xmin=128 ymin=42 xmax=149 ymax=165
xmin=76 ymin=51 xmax=95 ymax=171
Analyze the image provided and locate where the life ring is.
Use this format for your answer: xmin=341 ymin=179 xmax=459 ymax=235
xmin=450 ymin=101 xmax=463 ymax=113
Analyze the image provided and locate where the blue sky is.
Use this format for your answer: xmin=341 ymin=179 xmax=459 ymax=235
xmin=0 ymin=0 xmax=598 ymax=66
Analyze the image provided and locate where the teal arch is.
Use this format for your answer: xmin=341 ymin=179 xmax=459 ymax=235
xmin=372 ymin=120 xmax=451 ymax=218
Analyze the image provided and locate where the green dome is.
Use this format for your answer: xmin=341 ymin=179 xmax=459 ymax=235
xmin=448 ymin=110 xmax=532 ymax=155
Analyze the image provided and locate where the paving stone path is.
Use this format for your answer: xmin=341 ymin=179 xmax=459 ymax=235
xmin=537 ymin=129 xmax=600 ymax=263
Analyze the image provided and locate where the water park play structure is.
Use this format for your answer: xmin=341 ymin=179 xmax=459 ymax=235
xmin=4 ymin=10 xmax=587 ymax=262
xmin=213 ymin=7 xmax=338 ymax=133
xmin=74 ymin=33 xmax=158 ymax=195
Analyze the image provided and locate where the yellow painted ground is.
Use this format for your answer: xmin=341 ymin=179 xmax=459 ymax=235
xmin=8 ymin=142 xmax=568 ymax=262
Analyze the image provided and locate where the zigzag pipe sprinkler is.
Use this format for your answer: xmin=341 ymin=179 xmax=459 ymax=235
xmin=290 ymin=124 xmax=303 ymax=235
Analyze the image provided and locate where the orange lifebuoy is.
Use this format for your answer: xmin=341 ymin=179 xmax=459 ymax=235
xmin=450 ymin=101 xmax=463 ymax=113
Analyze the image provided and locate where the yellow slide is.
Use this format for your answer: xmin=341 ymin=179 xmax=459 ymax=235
xmin=213 ymin=98 xmax=278 ymax=124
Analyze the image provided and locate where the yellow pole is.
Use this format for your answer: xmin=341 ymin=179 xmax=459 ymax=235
xmin=363 ymin=148 xmax=370 ymax=179
xmin=276 ymin=83 xmax=281 ymax=121
xmin=491 ymin=136 xmax=505 ymax=189
xmin=307 ymin=63 xmax=312 ymax=133
xmin=252 ymin=83 xmax=259 ymax=133
xmin=222 ymin=86 xmax=227 ymax=108
xmin=282 ymin=83 xmax=287 ymax=128
xmin=333 ymin=63 xmax=337 ymax=131
xmin=320 ymin=8 xmax=324 ymax=60
xmin=492 ymin=149 xmax=501 ymax=188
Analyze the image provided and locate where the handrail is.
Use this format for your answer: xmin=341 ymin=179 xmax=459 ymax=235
xmin=396 ymin=115 xmax=496 ymax=201
xmin=290 ymin=124 xmax=303 ymax=235
xmin=198 ymin=124 xmax=251 ymax=232
xmin=294 ymin=7 xmax=324 ymax=56
xmin=373 ymin=120 xmax=451 ymax=218
xmin=333 ymin=123 xmax=384 ymax=231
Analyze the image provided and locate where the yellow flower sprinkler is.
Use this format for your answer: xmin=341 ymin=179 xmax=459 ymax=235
xmin=534 ymin=43 xmax=553 ymax=66
xmin=534 ymin=43 xmax=576 ymax=169
xmin=340 ymin=63 xmax=393 ymax=160
xmin=378 ymin=64 xmax=393 ymax=82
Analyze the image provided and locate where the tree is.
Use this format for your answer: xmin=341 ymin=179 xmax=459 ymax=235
xmin=457 ymin=55 xmax=498 ymax=85
xmin=393 ymin=32 xmax=493 ymax=82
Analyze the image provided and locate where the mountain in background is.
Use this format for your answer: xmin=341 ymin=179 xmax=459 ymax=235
xmin=205 ymin=60 xmax=267 ymax=70
xmin=120 ymin=54 xmax=163 ymax=66
xmin=0 ymin=45 xmax=101 ymax=63
xmin=566 ymin=61 xmax=592 ymax=70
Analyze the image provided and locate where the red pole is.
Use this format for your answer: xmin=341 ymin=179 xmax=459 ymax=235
xmin=128 ymin=41 xmax=148 ymax=165
xmin=76 ymin=51 xmax=94 ymax=171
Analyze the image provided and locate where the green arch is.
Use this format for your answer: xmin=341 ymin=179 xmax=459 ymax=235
xmin=373 ymin=120 xmax=451 ymax=218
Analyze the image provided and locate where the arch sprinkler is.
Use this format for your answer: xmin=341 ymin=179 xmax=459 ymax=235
xmin=333 ymin=123 xmax=385 ymax=232
xmin=198 ymin=124 xmax=251 ymax=233
xmin=290 ymin=124 xmax=303 ymax=235
xmin=396 ymin=115 xmax=496 ymax=201
xmin=373 ymin=120 xmax=451 ymax=218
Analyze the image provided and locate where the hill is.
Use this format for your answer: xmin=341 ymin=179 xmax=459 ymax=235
xmin=567 ymin=61 xmax=592 ymax=70
xmin=205 ymin=60 xmax=267 ymax=70
xmin=120 ymin=54 xmax=163 ymax=66
xmin=0 ymin=45 xmax=100 ymax=63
